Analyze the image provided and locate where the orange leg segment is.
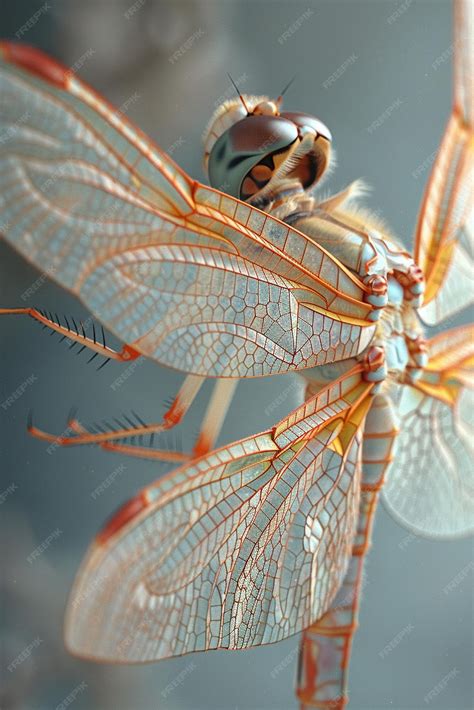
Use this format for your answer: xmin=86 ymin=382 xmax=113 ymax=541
xmin=27 ymin=373 xmax=206 ymax=447
xmin=28 ymin=375 xmax=239 ymax=464
xmin=67 ymin=416 xmax=190 ymax=463
xmin=193 ymin=378 xmax=238 ymax=457
xmin=2 ymin=309 xmax=239 ymax=462
xmin=0 ymin=307 xmax=140 ymax=363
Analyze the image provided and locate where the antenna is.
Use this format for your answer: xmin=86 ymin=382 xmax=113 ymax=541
xmin=227 ymin=72 xmax=249 ymax=114
xmin=276 ymin=74 xmax=297 ymax=106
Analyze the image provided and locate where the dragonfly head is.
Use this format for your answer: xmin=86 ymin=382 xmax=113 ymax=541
xmin=203 ymin=95 xmax=332 ymax=202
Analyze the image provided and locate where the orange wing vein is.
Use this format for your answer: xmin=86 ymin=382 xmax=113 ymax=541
xmin=383 ymin=324 xmax=474 ymax=539
xmin=0 ymin=42 xmax=375 ymax=378
xmin=64 ymin=367 xmax=373 ymax=662
xmin=414 ymin=0 xmax=474 ymax=326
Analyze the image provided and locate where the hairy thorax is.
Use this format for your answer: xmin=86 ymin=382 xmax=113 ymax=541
xmin=264 ymin=180 xmax=428 ymax=398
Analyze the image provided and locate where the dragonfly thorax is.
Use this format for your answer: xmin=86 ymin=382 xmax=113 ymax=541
xmin=375 ymin=277 xmax=427 ymax=384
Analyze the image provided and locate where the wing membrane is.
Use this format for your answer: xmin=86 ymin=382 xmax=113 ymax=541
xmin=0 ymin=43 xmax=375 ymax=377
xmin=65 ymin=368 xmax=373 ymax=662
xmin=415 ymin=0 xmax=474 ymax=326
xmin=383 ymin=325 xmax=474 ymax=539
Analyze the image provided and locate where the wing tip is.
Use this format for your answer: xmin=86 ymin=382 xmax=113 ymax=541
xmin=95 ymin=490 xmax=150 ymax=546
xmin=0 ymin=40 xmax=70 ymax=89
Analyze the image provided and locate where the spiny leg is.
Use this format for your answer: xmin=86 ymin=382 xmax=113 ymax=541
xmin=1 ymin=307 xmax=189 ymax=454
xmin=5 ymin=307 xmax=239 ymax=458
xmin=28 ymin=373 xmax=206 ymax=446
xmin=0 ymin=307 xmax=140 ymax=364
xmin=297 ymin=393 xmax=398 ymax=709
xmin=50 ymin=378 xmax=238 ymax=462
xmin=67 ymin=414 xmax=190 ymax=463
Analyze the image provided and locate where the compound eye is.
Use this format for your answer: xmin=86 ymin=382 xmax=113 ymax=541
xmin=207 ymin=115 xmax=298 ymax=199
xmin=229 ymin=115 xmax=298 ymax=153
xmin=281 ymin=112 xmax=332 ymax=142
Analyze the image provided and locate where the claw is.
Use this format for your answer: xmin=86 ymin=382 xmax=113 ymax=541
xmin=363 ymin=274 xmax=388 ymax=320
xmin=405 ymin=335 xmax=429 ymax=383
xmin=393 ymin=264 xmax=425 ymax=307
xmin=363 ymin=346 xmax=387 ymax=389
xmin=67 ymin=406 xmax=79 ymax=424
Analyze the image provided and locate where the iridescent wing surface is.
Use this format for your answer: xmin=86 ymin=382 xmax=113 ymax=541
xmin=0 ymin=43 xmax=375 ymax=378
xmin=383 ymin=325 xmax=474 ymax=539
xmin=65 ymin=368 xmax=373 ymax=661
xmin=415 ymin=0 xmax=474 ymax=326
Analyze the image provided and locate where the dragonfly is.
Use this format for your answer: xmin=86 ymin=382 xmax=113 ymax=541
xmin=0 ymin=0 xmax=472 ymax=706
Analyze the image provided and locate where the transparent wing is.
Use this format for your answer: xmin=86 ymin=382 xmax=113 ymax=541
xmin=415 ymin=0 xmax=474 ymax=326
xmin=383 ymin=325 xmax=474 ymax=539
xmin=65 ymin=368 xmax=373 ymax=662
xmin=0 ymin=42 xmax=375 ymax=378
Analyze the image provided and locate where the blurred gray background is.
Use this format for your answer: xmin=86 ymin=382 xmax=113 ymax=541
xmin=1 ymin=1 xmax=472 ymax=709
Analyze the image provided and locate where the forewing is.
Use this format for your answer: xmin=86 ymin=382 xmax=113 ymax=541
xmin=0 ymin=43 xmax=375 ymax=377
xmin=383 ymin=325 xmax=474 ymax=539
xmin=415 ymin=0 xmax=474 ymax=326
xmin=65 ymin=369 xmax=373 ymax=662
